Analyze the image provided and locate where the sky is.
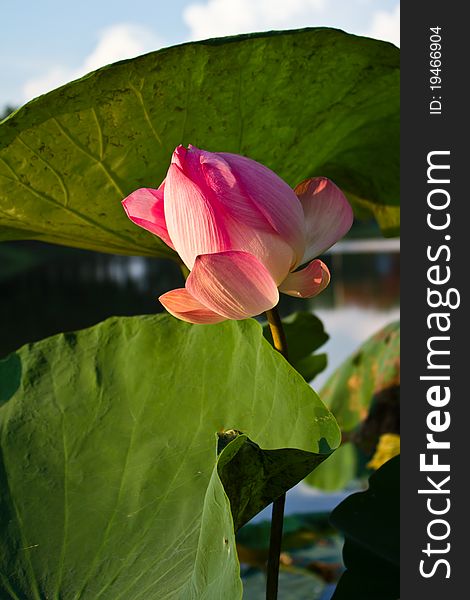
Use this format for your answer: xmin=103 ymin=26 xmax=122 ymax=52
xmin=1 ymin=0 xmax=399 ymax=110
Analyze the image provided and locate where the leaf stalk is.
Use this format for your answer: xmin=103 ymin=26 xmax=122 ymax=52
xmin=265 ymin=306 xmax=288 ymax=600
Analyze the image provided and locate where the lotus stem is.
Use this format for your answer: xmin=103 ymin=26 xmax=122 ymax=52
xmin=265 ymin=306 xmax=288 ymax=600
xmin=266 ymin=307 xmax=289 ymax=361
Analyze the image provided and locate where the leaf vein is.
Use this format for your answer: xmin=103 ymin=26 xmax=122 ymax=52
xmin=129 ymin=83 xmax=162 ymax=147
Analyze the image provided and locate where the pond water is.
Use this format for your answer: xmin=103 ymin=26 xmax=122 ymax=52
xmin=1 ymin=239 xmax=399 ymax=360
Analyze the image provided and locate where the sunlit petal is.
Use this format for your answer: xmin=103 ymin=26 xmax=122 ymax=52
xmin=279 ymin=259 xmax=330 ymax=298
xmin=122 ymin=183 xmax=174 ymax=249
xmin=164 ymin=163 xmax=231 ymax=269
xmin=187 ymin=250 xmax=279 ymax=319
xmin=159 ymin=287 xmax=226 ymax=324
xmin=295 ymin=177 xmax=353 ymax=264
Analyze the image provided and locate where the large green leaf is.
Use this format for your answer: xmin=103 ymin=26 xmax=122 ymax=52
xmin=304 ymin=321 xmax=400 ymax=491
xmin=304 ymin=442 xmax=358 ymax=491
xmin=0 ymin=315 xmax=339 ymax=599
xmin=0 ymin=28 xmax=399 ymax=256
xmin=321 ymin=321 xmax=400 ymax=433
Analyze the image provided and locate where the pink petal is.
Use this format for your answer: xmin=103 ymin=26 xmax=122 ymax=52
xmin=187 ymin=251 xmax=279 ymax=320
xmin=219 ymin=152 xmax=306 ymax=262
xmin=295 ymin=177 xmax=353 ymax=264
xmin=176 ymin=147 xmax=288 ymax=271
xmin=226 ymin=223 xmax=295 ymax=285
xmin=159 ymin=288 xmax=226 ymax=324
xmin=177 ymin=146 xmax=304 ymax=262
xmin=165 ymin=153 xmax=294 ymax=282
xmin=187 ymin=147 xmax=271 ymax=231
xmin=122 ymin=183 xmax=174 ymax=249
xmin=186 ymin=147 xmax=297 ymax=281
xmin=279 ymin=259 xmax=330 ymax=298
xmin=171 ymin=145 xmax=187 ymax=169
xmin=164 ymin=163 xmax=231 ymax=269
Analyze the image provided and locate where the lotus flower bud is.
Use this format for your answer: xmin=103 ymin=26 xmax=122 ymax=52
xmin=123 ymin=145 xmax=353 ymax=323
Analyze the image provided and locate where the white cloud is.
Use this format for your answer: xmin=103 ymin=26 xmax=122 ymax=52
xmin=183 ymin=0 xmax=325 ymax=40
xmin=23 ymin=67 xmax=72 ymax=102
xmin=23 ymin=24 xmax=163 ymax=102
xmin=365 ymin=3 xmax=400 ymax=46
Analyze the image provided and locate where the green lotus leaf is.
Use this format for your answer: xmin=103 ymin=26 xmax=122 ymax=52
xmin=0 ymin=315 xmax=339 ymax=598
xmin=0 ymin=28 xmax=399 ymax=256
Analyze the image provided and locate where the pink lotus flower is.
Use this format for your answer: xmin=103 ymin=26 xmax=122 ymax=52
xmin=122 ymin=145 xmax=353 ymax=324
